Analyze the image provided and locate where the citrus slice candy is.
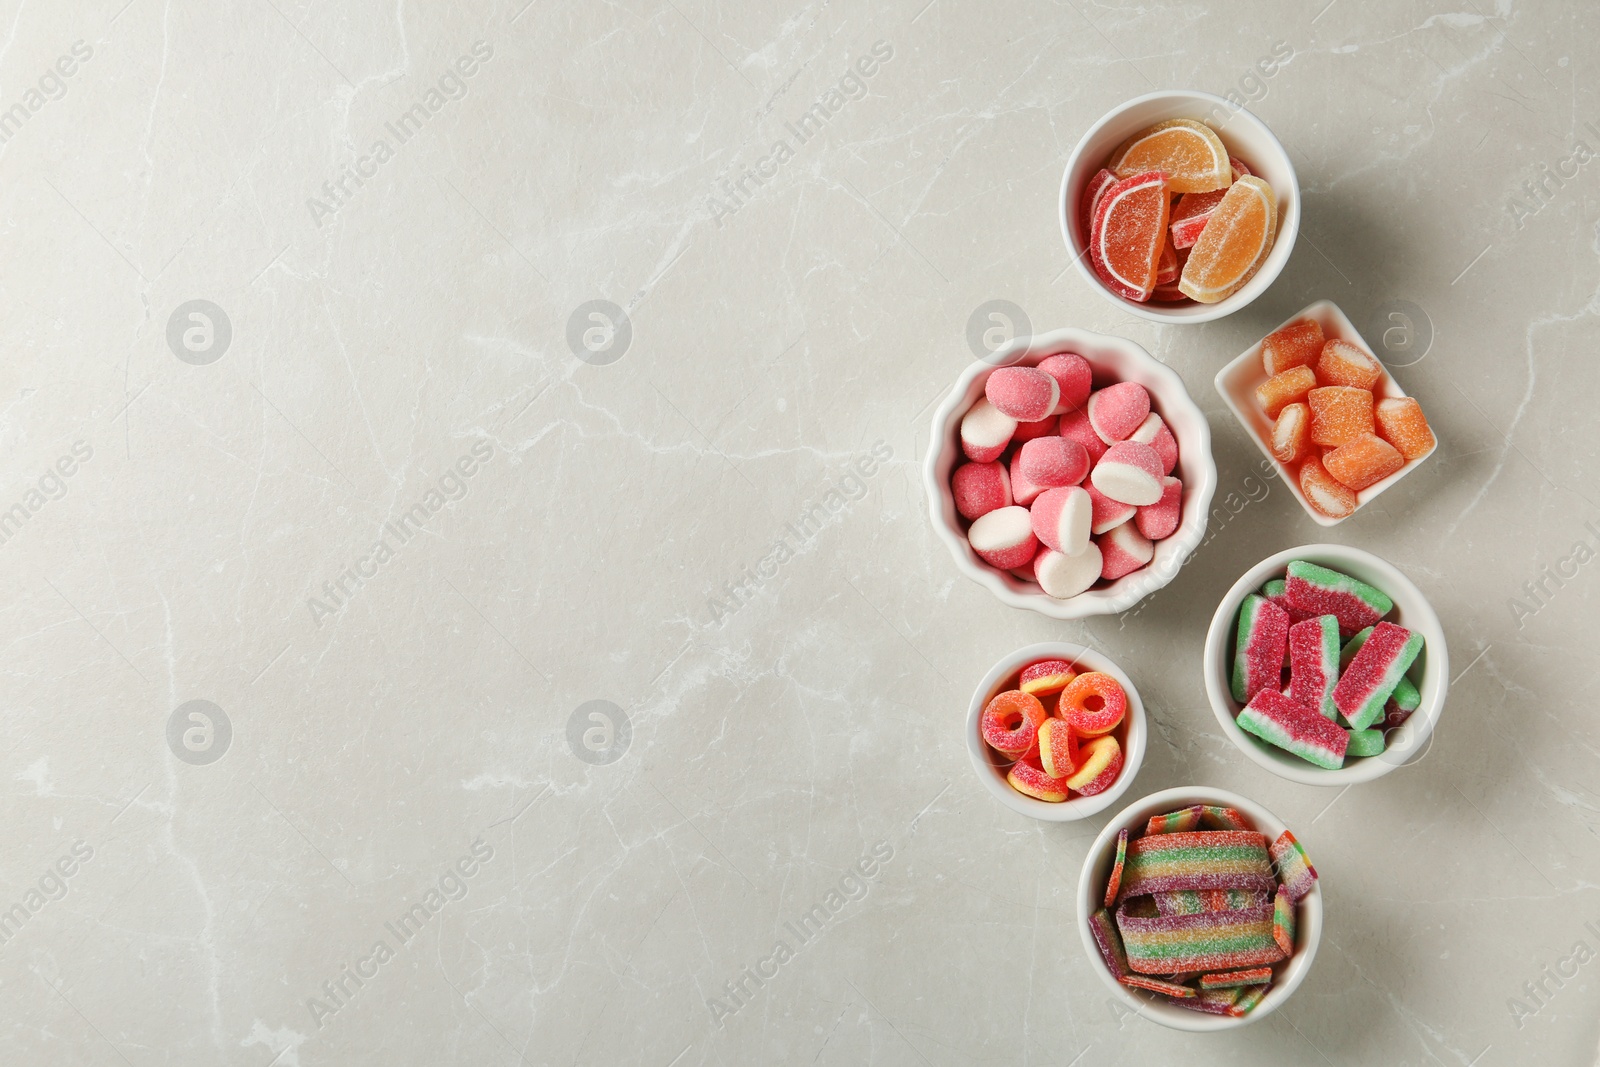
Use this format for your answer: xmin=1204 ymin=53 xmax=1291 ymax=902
xmin=1109 ymin=119 xmax=1230 ymax=193
xmin=1079 ymin=168 xmax=1118 ymax=237
xmin=1177 ymin=176 xmax=1276 ymax=303
xmin=1156 ymin=239 xmax=1179 ymax=285
xmin=1090 ymin=171 xmax=1170 ymax=302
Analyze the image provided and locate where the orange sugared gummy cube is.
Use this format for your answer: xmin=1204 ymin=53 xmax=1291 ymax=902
xmin=1256 ymin=365 xmax=1316 ymax=419
xmin=1323 ymin=433 xmax=1404 ymax=491
xmin=1261 ymin=320 xmax=1325 ymax=377
xmin=1375 ymin=397 xmax=1435 ymax=460
xmin=1316 ymin=339 xmax=1382 ymax=390
xmin=1300 ymin=457 xmax=1358 ymax=519
xmin=1308 ymin=386 xmax=1375 ymax=447
xmin=1270 ymin=402 xmax=1310 ymax=464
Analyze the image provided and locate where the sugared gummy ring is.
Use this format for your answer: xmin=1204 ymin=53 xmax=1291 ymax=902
xmin=1058 ymin=672 xmax=1127 ymax=736
xmin=980 ymin=690 xmax=1046 ymax=757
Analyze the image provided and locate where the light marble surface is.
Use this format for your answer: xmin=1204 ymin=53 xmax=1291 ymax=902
xmin=2 ymin=1 xmax=1597 ymax=1064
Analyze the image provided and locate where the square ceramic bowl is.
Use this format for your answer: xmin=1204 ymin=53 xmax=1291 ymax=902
xmin=924 ymin=327 xmax=1217 ymax=619
xmin=966 ymin=642 xmax=1146 ymax=821
xmin=1060 ymin=90 xmax=1300 ymax=323
xmin=1214 ymin=299 xmax=1438 ymax=526
xmin=1202 ymin=544 xmax=1449 ymax=786
xmin=1077 ymin=786 xmax=1323 ymax=1031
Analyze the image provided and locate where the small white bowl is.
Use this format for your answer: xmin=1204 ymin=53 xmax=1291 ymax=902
xmin=1077 ymin=786 xmax=1323 ymax=1031
xmin=1059 ymin=90 xmax=1300 ymax=323
xmin=966 ymin=642 xmax=1146 ymax=821
xmin=924 ymin=328 xmax=1217 ymax=619
xmin=1214 ymin=299 xmax=1439 ymax=527
xmin=1203 ymin=544 xmax=1450 ymax=786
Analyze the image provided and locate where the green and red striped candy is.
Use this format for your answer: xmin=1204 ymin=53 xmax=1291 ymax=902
xmin=1104 ymin=828 xmax=1129 ymax=908
xmin=1268 ymin=830 xmax=1317 ymax=902
xmin=1145 ymin=804 xmax=1205 ymax=835
xmin=1120 ymin=974 xmax=1196 ymax=998
xmin=1089 ymin=907 xmax=1129 ymax=978
xmin=1228 ymin=982 xmax=1271 ymax=1016
xmin=1231 ymin=594 xmax=1290 ymax=703
xmin=1237 ymin=689 xmax=1348 ymax=769
xmin=1288 ymin=614 xmax=1341 ymax=721
xmin=1271 ymin=885 xmax=1295 ymax=955
xmin=1333 ymin=621 xmax=1424 ymax=730
xmin=1198 ymin=966 xmax=1273 ymax=989
xmin=1285 ymin=560 xmax=1393 ymax=638
xmin=1116 ymin=897 xmax=1287 ymax=974
xmin=1119 ymin=830 xmax=1276 ymax=898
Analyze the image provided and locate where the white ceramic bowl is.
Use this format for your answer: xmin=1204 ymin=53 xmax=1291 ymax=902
xmin=966 ymin=642 xmax=1146 ymax=822
xmin=1077 ymin=786 xmax=1323 ymax=1031
xmin=1059 ymin=90 xmax=1300 ymax=323
xmin=1214 ymin=299 xmax=1439 ymax=527
xmin=1203 ymin=544 xmax=1449 ymax=785
xmin=924 ymin=328 xmax=1217 ymax=619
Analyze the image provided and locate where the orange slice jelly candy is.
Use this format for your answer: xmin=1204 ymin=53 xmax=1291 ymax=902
xmin=1079 ymin=168 xmax=1118 ymax=239
xmin=1109 ymin=119 xmax=1231 ymax=194
xmin=1307 ymin=386 xmax=1375 ymax=448
xmin=1156 ymin=240 xmax=1179 ymax=285
xmin=1178 ymin=176 xmax=1276 ymax=303
xmin=1323 ymin=433 xmax=1404 ymax=491
xmin=1090 ymin=171 xmax=1170 ymax=302
xmin=1374 ymin=397 xmax=1436 ymax=460
xmin=1169 ymin=158 xmax=1252 ymax=247
xmin=1261 ymin=319 xmax=1325 ymax=377
xmin=1299 ymin=457 xmax=1357 ymax=520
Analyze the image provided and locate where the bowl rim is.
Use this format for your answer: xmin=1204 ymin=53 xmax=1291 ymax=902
xmin=1076 ymin=785 xmax=1324 ymax=1031
xmin=1212 ymin=298 xmax=1439 ymax=527
xmin=1058 ymin=89 xmax=1301 ymax=324
xmin=922 ymin=326 xmax=1218 ymax=619
xmin=1201 ymin=543 xmax=1450 ymax=785
xmin=964 ymin=641 xmax=1147 ymax=821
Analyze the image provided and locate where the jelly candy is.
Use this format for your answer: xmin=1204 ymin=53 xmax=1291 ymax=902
xmin=1269 ymin=402 xmax=1311 ymax=465
xmin=1255 ymin=365 xmax=1316 ymax=419
xmin=1299 ymin=457 xmax=1357 ymax=520
xmin=1260 ymin=319 xmax=1325 ymax=377
xmin=1323 ymin=432 xmax=1404 ymax=491
xmin=1307 ymin=386 xmax=1375 ymax=448
xmin=1316 ymin=339 xmax=1382 ymax=390
xmin=1090 ymin=171 xmax=1171 ymax=302
xmin=1374 ymin=397 xmax=1435 ymax=460
xmin=1108 ymin=119 xmax=1231 ymax=193
xmin=1177 ymin=177 xmax=1276 ymax=303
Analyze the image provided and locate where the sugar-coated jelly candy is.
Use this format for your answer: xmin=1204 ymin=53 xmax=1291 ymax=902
xmin=1080 ymin=168 xmax=1118 ymax=237
xmin=1270 ymin=402 xmax=1310 ymax=465
xmin=1237 ymin=689 xmax=1348 ymax=770
xmin=1231 ymin=593 xmax=1290 ymax=704
xmin=1007 ymin=753 xmax=1070 ymax=801
xmin=1037 ymin=352 xmax=1094 ymax=413
xmin=987 ymin=366 xmax=1060 ymax=422
xmin=1307 ymin=386 xmax=1375 ymax=447
xmin=981 ymin=689 xmax=1047 ymax=757
xmin=1255 ymin=365 xmax=1316 ymax=419
xmin=1034 ymin=543 xmax=1103 ymax=600
xmin=1323 ymin=432 xmax=1404 ymax=491
xmin=968 ymin=505 xmax=1038 ymax=570
xmin=1374 ymin=397 xmax=1435 ymax=460
xmin=1059 ymin=408 xmax=1109 ymax=465
xmin=1177 ymin=177 xmax=1276 ymax=303
xmin=960 ymin=398 xmax=1015 ymax=462
xmin=1334 ymin=621 xmax=1423 ymax=730
xmin=1316 ymin=339 xmax=1382 ymax=390
xmin=1288 ymin=614 xmax=1341 ymax=721
xmin=1260 ymin=319 xmax=1325 ymax=377
xmin=1020 ymin=659 xmax=1076 ymax=696
xmin=1285 ymin=560 xmax=1392 ymax=638
xmin=1091 ymin=171 xmax=1171 ymax=302
xmin=951 ymin=461 xmax=1011 ymax=520
xmin=1299 ymin=457 xmax=1357 ymax=520
xmin=1087 ymin=382 xmax=1152 ymax=443
xmin=1156 ymin=240 xmax=1179 ymax=285
xmin=1108 ymin=119 xmax=1231 ymax=193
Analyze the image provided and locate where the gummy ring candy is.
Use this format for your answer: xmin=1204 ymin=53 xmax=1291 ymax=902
xmin=1058 ymin=672 xmax=1126 ymax=736
xmin=1019 ymin=658 xmax=1076 ymax=696
xmin=1038 ymin=718 xmax=1079 ymax=779
xmin=1006 ymin=754 xmax=1070 ymax=802
xmin=1065 ymin=734 xmax=1122 ymax=795
xmin=980 ymin=690 xmax=1046 ymax=757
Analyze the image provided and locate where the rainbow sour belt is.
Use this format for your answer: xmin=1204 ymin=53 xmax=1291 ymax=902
xmin=1114 ymin=898 xmax=1287 ymax=974
xmin=1114 ymin=830 xmax=1275 ymax=901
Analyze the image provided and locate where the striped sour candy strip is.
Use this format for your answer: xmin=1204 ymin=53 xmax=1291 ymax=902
xmin=1115 ymin=898 xmax=1287 ymax=974
xmin=1116 ymin=830 xmax=1276 ymax=900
